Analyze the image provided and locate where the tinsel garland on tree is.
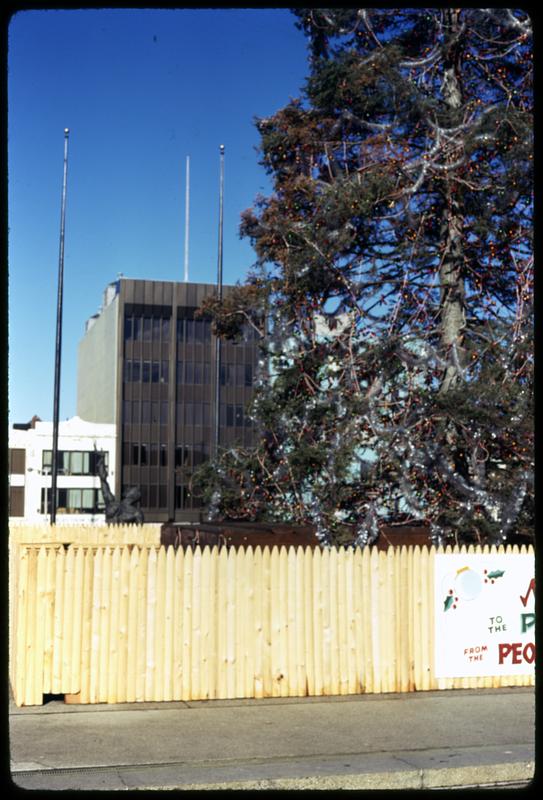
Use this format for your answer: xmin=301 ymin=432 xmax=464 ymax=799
xmin=195 ymin=8 xmax=533 ymax=547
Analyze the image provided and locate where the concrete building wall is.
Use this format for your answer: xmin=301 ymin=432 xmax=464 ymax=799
xmin=77 ymin=293 xmax=119 ymax=423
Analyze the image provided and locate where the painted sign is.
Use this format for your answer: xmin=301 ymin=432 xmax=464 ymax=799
xmin=434 ymin=553 xmax=535 ymax=677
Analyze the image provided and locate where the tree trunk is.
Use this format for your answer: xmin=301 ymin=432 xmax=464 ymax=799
xmin=439 ymin=9 xmax=466 ymax=394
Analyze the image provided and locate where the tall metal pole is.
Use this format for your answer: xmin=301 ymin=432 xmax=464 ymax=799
xmin=50 ymin=128 xmax=70 ymax=525
xmin=214 ymin=144 xmax=225 ymax=457
xmin=183 ymin=155 xmax=190 ymax=282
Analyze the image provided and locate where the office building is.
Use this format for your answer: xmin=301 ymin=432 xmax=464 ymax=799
xmin=8 ymin=415 xmax=116 ymax=524
xmin=77 ymin=278 xmax=259 ymax=522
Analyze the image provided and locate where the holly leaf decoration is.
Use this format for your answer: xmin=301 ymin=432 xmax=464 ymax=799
xmin=444 ymin=594 xmax=454 ymax=612
xmin=487 ymin=570 xmax=505 ymax=580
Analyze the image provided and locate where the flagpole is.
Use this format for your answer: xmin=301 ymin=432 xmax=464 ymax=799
xmin=214 ymin=144 xmax=224 ymax=457
xmin=183 ymin=155 xmax=190 ymax=282
xmin=51 ymin=128 xmax=70 ymax=524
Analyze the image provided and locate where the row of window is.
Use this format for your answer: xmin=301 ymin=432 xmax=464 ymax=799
xmin=124 ymin=360 xmax=169 ymax=384
xmin=124 ymin=315 xmax=171 ymax=343
xmin=126 ymin=442 xmax=212 ymax=468
xmin=123 ymin=359 xmax=254 ymax=387
xmin=42 ymin=450 xmax=109 ymax=476
xmin=41 ymin=487 xmax=105 ymax=515
xmin=123 ymin=400 xmax=254 ymax=429
xmin=123 ymin=400 xmax=169 ymax=426
xmin=128 ymin=443 xmax=169 ymax=467
xmin=123 ymin=314 xmax=259 ymax=345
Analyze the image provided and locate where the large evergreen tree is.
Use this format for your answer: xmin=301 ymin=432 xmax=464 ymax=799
xmin=197 ymin=8 xmax=533 ymax=546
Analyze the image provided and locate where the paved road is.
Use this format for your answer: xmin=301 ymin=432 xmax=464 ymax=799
xmin=9 ymin=687 xmax=535 ymax=790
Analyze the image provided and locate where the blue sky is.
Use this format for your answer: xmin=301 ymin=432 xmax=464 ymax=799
xmin=8 ymin=8 xmax=308 ymax=425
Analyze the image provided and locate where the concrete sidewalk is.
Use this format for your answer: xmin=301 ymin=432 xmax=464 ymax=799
xmin=9 ymin=687 xmax=535 ymax=790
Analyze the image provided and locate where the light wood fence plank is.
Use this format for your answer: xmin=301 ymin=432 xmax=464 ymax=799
xmin=328 ymin=547 xmax=340 ymax=696
xmin=234 ymin=547 xmax=245 ymax=698
xmin=216 ymin=547 xmax=228 ymax=699
xmin=182 ymin=547 xmax=193 ymax=701
xmin=245 ymin=547 xmax=255 ymax=699
xmin=79 ymin=547 xmax=94 ymax=703
xmin=287 ymin=547 xmax=298 ymax=696
xmin=353 ymin=548 xmax=364 ymax=694
xmin=163 ymin=545 xmax=175 ymax=702
xmin=154 ymin=546 xmax=167 ymax=702
xmin=89 ymin=547 xmax=102 ymax=703
xmin=172 ymin=548 xmax=185 ymax=701
xmin=107 ymin=547 xmax=121 ymax=703
xmin=70 ymin=547 xmax=85 ymax=696
xmin=253 ymin=546 xmax=264 ymax=699
xmin=295 ymin=547 xmax=307 ymax=696
xmin=303 ymin=546 xmax=315 ymax=696
xmin=98 ymin=547 xmax=112 ymax=703
xmin=226 ymin=547 xmax=237 ymax=698
xmin=261 ymin=547 xmax=272 ymax=697
xmin=135 ymin=547 xmax=148 ymax=702
xmin=191 ymin=547 xmax=202 ymax=700
xmin=369 ymin=547 xmax=381 ymax=694
xmin=51 ymin=547 xmax=65 ymax=696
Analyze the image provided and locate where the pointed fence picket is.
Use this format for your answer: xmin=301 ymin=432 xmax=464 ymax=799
xmin=8 ymin=530 xmax=535 ymax=707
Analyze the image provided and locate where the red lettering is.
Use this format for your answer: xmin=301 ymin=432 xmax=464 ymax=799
xmin=499 ymin=643 xmax=512 ymax=664
xmin=520 ymin=578 xmax=535 ymax=608
xmin=511 ymin=643 xmax=522 ymax=664
xmin=498 ymin=641 xmax=536 ymax=665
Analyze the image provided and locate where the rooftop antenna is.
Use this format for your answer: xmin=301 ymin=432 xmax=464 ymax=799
xmin=51 ymin=128 xmax=70 ymax=525
xmin=184 ymin=155 xmax=190 ymax=282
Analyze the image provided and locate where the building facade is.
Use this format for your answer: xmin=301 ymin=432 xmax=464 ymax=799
xmin=8 ymin=416 xmax=116 ymax=524
xmin=77 ymin=278 xmax=259 ymax=523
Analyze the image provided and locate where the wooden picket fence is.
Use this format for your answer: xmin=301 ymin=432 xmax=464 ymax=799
xmin=9 ymin=528 xmax=534 ymax=707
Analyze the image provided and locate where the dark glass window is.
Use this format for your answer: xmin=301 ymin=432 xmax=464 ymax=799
xmin=132 ymin=361 xmax=141 ymax=382
xmin=175 ymin=445 xmax=183 ymax=467
xmin=161 ymin=361 xmax=169 ymax=383
xmin=152 ymin=362 xmax=160 ymax=383
xmin=151 ymin=402 xmax=159 ymax=424
xmin=124 ymin=317 xmax=133 ymax=340
xmin=194 ymin=363 xmax=202 ymax=385
xmin=235 ymin=405 xmax=244 ymax=426
xmin=142 ymin=361 xmax=151 ymax=382
xmin=140 ymin=444 xmax=148 ymax=466
xmin=124 ymin=360 xmax=132 ymax=382
xmin=160 ymin=444 xmax=168 ymax=467
xmin=143 ymin=317 xmax=152 ymax=341
xmin=42 ymin=450 xmax=108 ymax=476
xmin=245 ymin=364 xmax=253 ymax=386
xmin=133 ymin=317 xmax=141 ymax=341
xmin=41 ymin=487 xmax=104 ymax=515
xmin=132 ymin=445 xmax=139 ymax=465
xmin=162 ymin=318 xmax=170 ymax=340
xmin=150 ymin=443 xmax=158 ymax=466
xmin=226 ymin=404 xmax=234 ymax=427
xmin=185 ymin=362 xmax=194 ymax=384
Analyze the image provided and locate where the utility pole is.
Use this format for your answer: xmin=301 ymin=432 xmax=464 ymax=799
xmin=213 ymin=144 xmax=225 ymax=457
xmin=51 ymin=128 xmax=70 ymax=525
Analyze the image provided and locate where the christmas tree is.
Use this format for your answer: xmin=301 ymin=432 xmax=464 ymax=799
xmin=196 ymin=8 xmax=533 ymax=547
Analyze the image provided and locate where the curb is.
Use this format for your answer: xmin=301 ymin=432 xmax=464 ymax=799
xmin=144 ymin=762 xmax=535 ymax=791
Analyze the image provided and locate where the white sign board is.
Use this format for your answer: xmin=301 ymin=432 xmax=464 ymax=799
xmin=434 ymin=553 xmax=535 ymax=678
